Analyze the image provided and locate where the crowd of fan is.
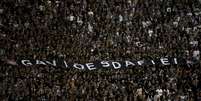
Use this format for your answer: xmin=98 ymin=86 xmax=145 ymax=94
xmin=0 ymin=64 xmax=200 ymax=101
xmin=0 ymin=0 xmax=201 ymax=100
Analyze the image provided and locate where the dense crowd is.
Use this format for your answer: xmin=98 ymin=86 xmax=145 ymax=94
xmin=0 ymin=0 xmax=201 ymax=100
xmin=0 ymin=64 xmax=200 ymax=101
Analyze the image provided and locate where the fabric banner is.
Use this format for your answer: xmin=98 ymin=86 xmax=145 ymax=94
xmin=8 ymin=57 xmax=191 ymax=71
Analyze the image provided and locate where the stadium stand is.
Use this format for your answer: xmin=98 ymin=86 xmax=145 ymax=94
xmin=0 ymin=0 xmax=201 ymax=100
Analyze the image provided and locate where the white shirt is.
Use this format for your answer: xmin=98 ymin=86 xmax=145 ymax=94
xmin=173 ymin=21 xmax=178 ymax=27
xmin=77 ymin=17 xmax=83 ymax=24
xmin=88 ymin=11 xmax=94 ymax=15
xmin=156 ymin=89 xmax=163 ymax=96
xmin=137 ymin=88 xmax=143 ymax=95
xmin=193 ymin=50 xmax=200 ymax=60
xmin=148 ymin=29 xmax=153 ymax=37
xmin=88 ymin=23 xmax=93 ymax=32
xmin=69 ymin=15 xmax=74 ymax=21
xmin=190 ymin=41 xmax=198 ymax=46
xmin=119 ymin=15 xmax=123 ymax=22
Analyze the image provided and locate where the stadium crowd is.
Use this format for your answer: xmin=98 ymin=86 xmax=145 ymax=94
xmin=0 ymin=0 xmax=201 ymax=100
